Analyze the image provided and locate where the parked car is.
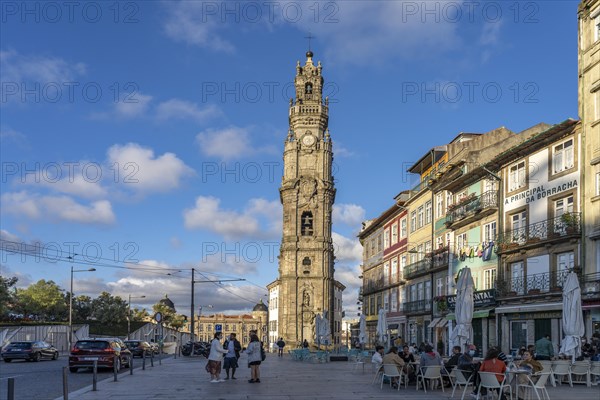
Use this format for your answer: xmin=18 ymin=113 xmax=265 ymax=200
xmin=1 ymin=341 xmax=59 ymax=362
xmin=69 ymin=338 xmax=131 ymax=373
xmin=124 ymin=340 xmax=152 ymax=357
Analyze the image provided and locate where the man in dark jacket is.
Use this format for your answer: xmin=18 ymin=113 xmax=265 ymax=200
xmin=276 ymin=338 xmax=286 ymax=357
xmin=444 ymin=345 xmax=462 ymax=371
xmin=223 ymin=333 xmax=242 ymax=379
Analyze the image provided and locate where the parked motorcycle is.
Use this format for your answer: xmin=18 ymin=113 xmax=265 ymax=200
xmin=181 ymin=341 xmax=210 ymax=357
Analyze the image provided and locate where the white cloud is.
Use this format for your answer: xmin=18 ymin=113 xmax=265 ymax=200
xmin=196 ymin=126 xmax=252 ymax=161
xmin=0 ymin=229 xmax=20 ymax=243
xmin=333 ymin=204 xmax=366 ymax=227
xmin=183 ymin=196 xmax=281 ymax=239
xmin=163 ymin=1 xmax=235 ymax=52
xmin=333 ymin=142 xmax=354 ymax=157
xmin=332 ymin=232 xmax=362 ymax=264
xmin=156 ymin=99 xmax=221 ymax=123
xmin=0 ymin=126 xmax=27 ymax=144
xmin=0 ymin=49 xmax=86 ymax=83
xmin=1 ymin=191 xmax=115 ymax=225
xmin=22 ymin=173 xmax=108 ymax=200
xmin=114 ymin=93 xmax=153 ymax=118
xmin=107 ymin=143 xmax=194 ymax=194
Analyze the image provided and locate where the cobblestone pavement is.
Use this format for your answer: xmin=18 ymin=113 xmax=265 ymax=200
xmin=59 ymin=354 xmax=600 ymax=400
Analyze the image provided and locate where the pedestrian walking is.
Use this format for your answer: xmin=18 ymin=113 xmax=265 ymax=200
xmin=276 ymin=337 xmax=286 ymax=357
xmin=223 ymin=333 xmax=242 ymax=380
xmin=246 ymin=333 xmax=262 ymax=383
xmin=207 ymin=332 xmax=228 ymax=383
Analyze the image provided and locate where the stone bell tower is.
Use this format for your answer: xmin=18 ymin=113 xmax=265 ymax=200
xmin=268 ymin=50 xmax=339 ymax=346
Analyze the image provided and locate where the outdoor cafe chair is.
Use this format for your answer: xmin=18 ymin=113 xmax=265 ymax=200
xmin=371 ymin=363 xmax=383 ymax=385
xmin=416 ymin=365 xmax=445 ymax=393
xmin=570 ymin=360 xmax=591 ymax=387
xmin=380 ymin=364 xmax=402 ymax=391
xmin=516 ymin=372 xmax=551 ymax=400
xmin=537 ymin=360 xmax=555 ymax=387
xmin=550 ymin=360 xmax=572 ymax=386
xmin=477 ymin=371 xmax=512 ymax=400
xmin=450 ymin=369 xmax=474 ymax=400
xmin=590 ymin=361 xmax=600 ymax=385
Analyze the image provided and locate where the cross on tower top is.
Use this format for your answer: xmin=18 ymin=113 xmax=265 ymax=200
xmin=304 ymin=32 xmax=315 ymax=52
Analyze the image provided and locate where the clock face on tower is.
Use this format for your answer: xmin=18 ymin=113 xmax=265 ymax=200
xmin=302 ymin=133 xmax=316 ymax=147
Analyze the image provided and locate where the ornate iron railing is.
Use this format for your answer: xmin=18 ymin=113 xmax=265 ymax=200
xmin=432 ymin=251 xmax=449 ymax=270
xmin=496 ymin=270 xmax=571 ymax=297
xmin=404 ymin=258 xmax=432 ymax=280
xmin=402 ymin=299 xmax=432 ymax=314
xmin=496 ymin=213 xmax=581 ymax=251
xmin=446 ymin=191 xmax=498 ymax=225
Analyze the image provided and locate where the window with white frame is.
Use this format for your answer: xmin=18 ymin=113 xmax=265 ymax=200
xmin=384 ymin=229 xmax=390 ymax=249
xmin=456 ymin=232 xmax=468 ymax=251
xmin=400 ymin=218 xmax=407 ymax=238
xmin=425 ymin=241 xmax=432 ymax=255
xmin=557 ymin=251 xmax=574 ymax=273
xmin=391 ymin=288 xmax=398 ymax=312
xmin=391 ymin=223 xmax=398 ymax=244
xmin=511 ymin=211 xmax=527 ymax=243
xmin=596 ymin=172 xmax=600 ymax=196
xmin=400 ymin=255 xmax=406 ymax=280
xmin=436 ymin=277 xmax=444 ymax=297
xmin=446 ymin=191 xmax=453 ymax=212
xmin=410 ymin=284 xmax=417 ymax=302
xmin=384 ymin=291 xmax=389 ymax=311
xmin=510 ymin=262 xmax=524 ymax=295
xmin=484 ymin=179 xmax=497 ymax=193
xmin=377 ymin=234 xmax=382 ymax=252
xmin=595 ymin=14 xmax=600 ymax=41
xmin=555 ymin=195 xmax=574 ymax=217
xmin=436 ymin=236 xmax=444 ymax=249
xmin=417 ymin=244 xmax=424 ymax=260
xmin=411 ymin=211 xmax=417 ymax=232
xmin=384 ymin=262 xmax=389 ymax=286
xmin=484 ymin=268 xmax=496 ymax=290
xmin=425 ymin=200 xmax=432 ymax=224
xmin=425 ymin=281 xmax=432 ymax=300
xmin=552 ymin=138 xmax=574 ymax=174
xmin=509 ymin=161 xmax=526 ymax=191
xmin=418 ymin=206 xmax=424 ymax=228
xmin=483 ymin=221 xmax=497 ymax=243
xmin=446 ymin=232 xmax=451 ymax=247
xmin=436 ymin=193 xmax=444 ymax=219
xmin=391 ymin=258 xmax=398 ymax=283
xmin=417 ymin=282 xmax=424 ymax=300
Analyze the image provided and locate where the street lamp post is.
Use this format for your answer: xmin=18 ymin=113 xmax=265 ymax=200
xmin=128 ymin=294 xmax=146 ymax=340
xmin=190 ymin=268 xmax=245 ymax=342
xmin=69 ymin=265 xmax=95 ymax=351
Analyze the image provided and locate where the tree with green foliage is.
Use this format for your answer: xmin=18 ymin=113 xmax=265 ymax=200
xmin=91 ymin=291 xmax=127 ymax=326
xmin=71 ymin=295 xmax=93 ymax=322
xmin=16 ymin=279 xmax=67 ymax=321
xmin=131 ymin=307 xmax=149 ymax=321
xmin=0 ymin=276 xmax=18 ymax=319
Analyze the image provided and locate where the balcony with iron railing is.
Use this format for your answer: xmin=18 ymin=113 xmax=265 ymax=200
xmin=403 ymin=249 xmax=450 ymax=280
xmin=496 ymin=269 xmax=572 ymax=298
xmin=402 ymin=299 xmax=432 ymax=315
xmin=445 ymin=191 xmax=498 ymax=230
xmin=495 ymin=213 xmax=582 ymax=254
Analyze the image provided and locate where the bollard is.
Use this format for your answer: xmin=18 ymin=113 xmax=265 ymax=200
xmin=113 ymin=355 xmax=118 ymax=382
xmin=159 ymin=347 xmax=162 ymax=366
xmin=142 ymin=352 xmax=146 ymax=370
xmin=92 ymin=360 xmax=98 ymax=391
xmin=150 ymin=351 xmax=154 ymax=367
xmin=62 ymin=366 xmax=69 ymax=400
xmin=7 ymin=377 xmax=15 ymax=400
xmin=130 ymin=354 xmax=133 ymax=375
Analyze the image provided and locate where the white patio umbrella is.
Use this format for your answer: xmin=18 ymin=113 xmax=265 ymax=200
xmin=315 ymin=313 xmax=322 ymax=346
xmin=358 ymin=313 xmax=367 ymax=346
xmin=376 ymin=308 xmax=388 ymax=348
xmin=450 ymin=267 xmax=474 ymax=350
xmin=559 ymin=272 xmax=585 ymax=363
xmin=318 ymin=311 xmax=331 ymax=345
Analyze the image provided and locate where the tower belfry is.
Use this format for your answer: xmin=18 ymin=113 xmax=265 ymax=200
xmin=267 ymin=50 xmax=342 ymax=347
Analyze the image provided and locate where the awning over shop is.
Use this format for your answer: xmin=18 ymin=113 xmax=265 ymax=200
xmin=446 ymin=309 xmax=493 ymax=320
xmin=428 ymin=317 xmax=449 ymax=328
xmin=428 ymin=318 xmax=442 ymax=328
xmin=495 ymin=302 xmax=562 ymax=314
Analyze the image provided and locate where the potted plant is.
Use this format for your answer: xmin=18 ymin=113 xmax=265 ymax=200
xmin=561 ymin=212 xmax=578 ymax=234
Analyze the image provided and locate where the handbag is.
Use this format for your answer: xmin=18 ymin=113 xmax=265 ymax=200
xmin=260 ymin=345 xmax=266 ymax=361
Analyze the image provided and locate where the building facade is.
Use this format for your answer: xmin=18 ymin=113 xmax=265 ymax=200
xmin=578 ymin=0 xmax=600 ymax=335
xmin=268 ymin=50 xmax=343 ymax=347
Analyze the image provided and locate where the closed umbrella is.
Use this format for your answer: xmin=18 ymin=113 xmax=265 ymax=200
xmin=358 ymin=314 xmax=366 ymax=346
xmin=318 ymin=311 xmax=331 ymax=346
xmin=376 ymin=308 xmax=388 ymax=348
xmin=315 ymin=313 xmax=322 ymax=347
xmin=450 ymin=267 xmax=474 ymax=350
xmin=559 ymin=272 xmax=584 ymax=363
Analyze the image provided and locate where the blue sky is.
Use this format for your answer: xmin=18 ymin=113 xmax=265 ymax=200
xmin=0 ymin=1 xmax=579 ymax=318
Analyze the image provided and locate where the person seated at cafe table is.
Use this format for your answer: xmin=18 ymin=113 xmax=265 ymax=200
xmin=515 ymin=351 xmax=542 ymax=400
xmin=478 ymin=348 xmax=508 ymax=400
xmin=382 ymin=346 xmax=406 ymax=389
xmin=372 ymin=345 xmax=384 ymax=370
xmin=444 ymin=346 xmax=462 ymax=372
xmin=399 ymin=345 xmax=416 ymax=382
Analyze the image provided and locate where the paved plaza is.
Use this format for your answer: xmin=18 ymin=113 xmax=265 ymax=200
xmin=59 ymin=354 xmax=600 ymax=400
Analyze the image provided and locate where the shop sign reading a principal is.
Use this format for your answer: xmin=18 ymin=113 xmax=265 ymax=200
xmin=505 ymin=180 xmax=577 ymax=205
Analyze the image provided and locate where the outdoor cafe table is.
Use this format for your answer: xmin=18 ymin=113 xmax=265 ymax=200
xmin=506 ymin=367 xmax=533 ymax=397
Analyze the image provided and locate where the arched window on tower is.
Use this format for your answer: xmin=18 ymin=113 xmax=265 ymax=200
xmin=305 ymin=82 xmax=313 ymax=95
xmin=301 ymin=211 xmax=314 ymax=236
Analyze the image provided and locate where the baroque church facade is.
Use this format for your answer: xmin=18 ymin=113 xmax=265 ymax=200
xmin=267 ymin=51 xmax=345 ymax=348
